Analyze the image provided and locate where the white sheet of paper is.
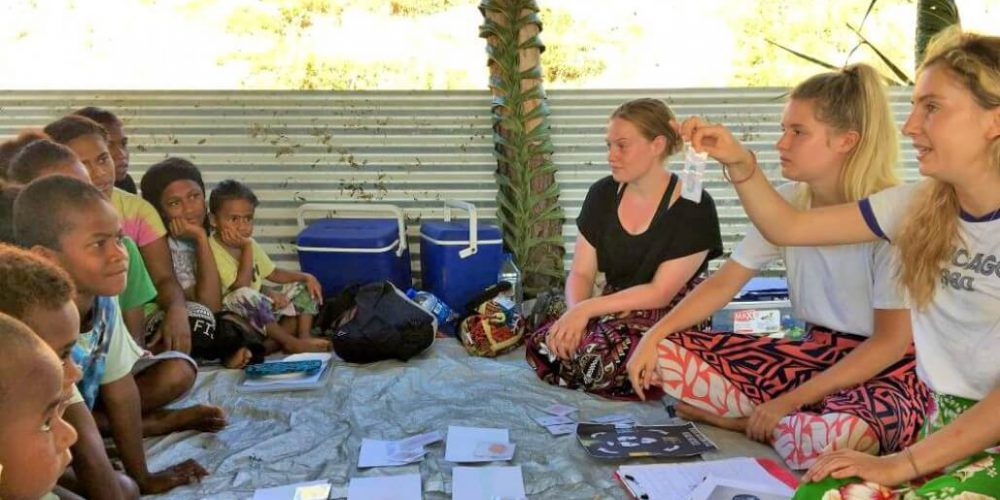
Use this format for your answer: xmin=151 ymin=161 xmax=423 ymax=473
xmin=358 ymin=439 xmax=424 ymax=468
xmin=397 ymin=430 xmax=444 ymax=450
xmin=687 ymin=475 xmax=791 ymax=500
xmin=542 ymin=403 xmax=578 ymax=416
xmin=589 ymin=413 xmax=635 ymax=424
xmin=252 ymin=480 xmax=331 ymax=500
xmin=473 ymin=441 xmax=515 ymax=461
xmin=533 ymin=415 xmax=574 ymax=426
xmin=618 ymin=458 xmax=793 ymax=500
xmin=387 ymin=447 xmax=427 ymax=463
xmin=347 ymin=473 xmax=422 ymax=500
xmin=445 ymin=426 xmax=509 ymax=462
xmin=452 ymin=466 xmax=525 ymax=500
xmin=358 ymin=430 xmax=444 ymax=468
xmin=545 ymin=423 xmax=577 ymax=435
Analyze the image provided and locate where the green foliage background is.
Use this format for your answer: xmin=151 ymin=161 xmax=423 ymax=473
xmin=185 ymin=0 xmax=938 ymax=90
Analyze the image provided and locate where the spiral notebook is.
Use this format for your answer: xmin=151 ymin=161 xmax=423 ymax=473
xmin=238 ymin=353 xmax=333 ymax=393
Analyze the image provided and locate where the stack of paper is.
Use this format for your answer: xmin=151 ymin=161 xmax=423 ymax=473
xmin=532 ymin=413 xmax=637 ymax=435
xmin=452 ymin=466 xmax=525 ymax=500
xmin=444 ymin=426 xmax=515 ymax=462
xmin=532 ymin=404 xmax=578 ymax=435
xmin=530 ymin=405 xmax=639 ymax=436
xmin=358 ymin=430 xmax=444 ymax=468
xmin=532 ymin=414 xmax=578 ymax=435
xmin=238 ymin=353 xmax=333 ymax=393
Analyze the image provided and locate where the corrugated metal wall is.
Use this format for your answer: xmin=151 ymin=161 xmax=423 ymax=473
xmin=0 ymin=88 xmax=919 ymax=279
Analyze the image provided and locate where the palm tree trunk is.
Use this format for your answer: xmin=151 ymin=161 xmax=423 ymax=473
xmin=479 ymin=0 xmax=565 ymax=296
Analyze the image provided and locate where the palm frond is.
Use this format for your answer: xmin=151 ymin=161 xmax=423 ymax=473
xmin=846 ymin=23 xmax=914 ymax=85
xmin=765 ymin=39 xmax=839 ymax=70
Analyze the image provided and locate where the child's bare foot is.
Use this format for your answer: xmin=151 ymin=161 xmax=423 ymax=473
xmin=138 ymin=459 xmax=208 ymax=494
xmin=223 ymin=348 xmax=253 ymax=369
xmin=144 ymin=404 xmax=227 ymax=436
xmin=675 ymin=402 xmax=748 ymax=432
xmin=285 ymin=337 xmax=331 ymax=354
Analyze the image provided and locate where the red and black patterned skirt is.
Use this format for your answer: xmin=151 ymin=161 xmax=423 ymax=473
xmin=524 ymin=278 xmax=707 ymax=401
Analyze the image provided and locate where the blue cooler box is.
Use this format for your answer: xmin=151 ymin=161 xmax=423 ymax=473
xmin=295 ymin=203 xmax=412 ymax=296
xmin=420 ymin=201 xmax=504 ymax=313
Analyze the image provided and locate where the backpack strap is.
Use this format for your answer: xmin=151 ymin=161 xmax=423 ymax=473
xmin=316 ymin=284 xmax=361 ymax=334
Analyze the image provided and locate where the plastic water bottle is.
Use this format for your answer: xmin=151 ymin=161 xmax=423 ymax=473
xmin=782 ymin=313 xmax=806 ymax=340
xmin=405 ymin=289 xmax=453 ymax=326
xmin=498 ymin=252 xmax=523 ymax=305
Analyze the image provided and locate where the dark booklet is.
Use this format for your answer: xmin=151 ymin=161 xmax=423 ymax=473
xmin=576 ymin=422 xmax=717 ymax=459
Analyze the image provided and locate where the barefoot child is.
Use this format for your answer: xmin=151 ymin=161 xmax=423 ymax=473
xmin=0 ymin=312 xmax=77 ymax=500
xmin=208 ymin=179 xmax=330 ymax=354
xmin=140 ymin=158 xmax=267 ymax=368
xmin=13 ymin=176 xmax=222 ymax=494
xmin=0 ymin=243 xmax=140 ymax=499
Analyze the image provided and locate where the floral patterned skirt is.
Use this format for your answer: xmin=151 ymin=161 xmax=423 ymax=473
xmin=793 ymin=392 xmax=1000 ymax=499
xmin=222 ymin=283 xmax=318 ymax=333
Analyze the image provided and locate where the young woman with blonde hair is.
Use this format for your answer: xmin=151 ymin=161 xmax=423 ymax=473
xmin=626 ymin=63 xmax=928 ymax=471
xmin=676 ymin=28 xmax=1000 ymax=499
xmin=524 ymin=98 xmax=723 ymax=399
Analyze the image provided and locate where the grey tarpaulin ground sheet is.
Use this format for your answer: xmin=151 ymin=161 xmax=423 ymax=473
xmin=144 ymin=340 xmax=788 ymax=499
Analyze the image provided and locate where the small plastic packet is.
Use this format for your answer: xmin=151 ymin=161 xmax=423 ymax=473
xmin=680 ymin=144 xmax=709 ymax=203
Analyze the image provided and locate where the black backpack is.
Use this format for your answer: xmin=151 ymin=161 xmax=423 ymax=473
xmin=317 ymin=281 xmax=436 ymax=363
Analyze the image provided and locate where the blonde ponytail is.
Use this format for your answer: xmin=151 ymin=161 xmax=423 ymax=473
xmin=790 ymin=63 xmax=900 ymax=209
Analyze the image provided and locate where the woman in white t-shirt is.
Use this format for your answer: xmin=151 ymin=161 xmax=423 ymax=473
xmin=671 ymin=28 xmax=1000 ymax=499
xmin=626 ymin=63 xmax=928 ymax=471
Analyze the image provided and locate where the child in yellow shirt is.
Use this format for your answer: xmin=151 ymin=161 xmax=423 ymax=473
xmin=209 ymin=180 xmax=330 ymax=355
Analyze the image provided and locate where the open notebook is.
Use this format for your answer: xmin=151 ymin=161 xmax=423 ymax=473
xmin=238 ymin=353 xmax=333 ymax=393
xmin=615 ymin=457 xmax=797 ymax=500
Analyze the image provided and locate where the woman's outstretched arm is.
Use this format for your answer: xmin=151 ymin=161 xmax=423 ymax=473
xmin=682 ymin=116 xmax=878 ymax=246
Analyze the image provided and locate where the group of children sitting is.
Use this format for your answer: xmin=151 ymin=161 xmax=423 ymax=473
xmin=0 ymin=108 xmax=330 ymax=499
